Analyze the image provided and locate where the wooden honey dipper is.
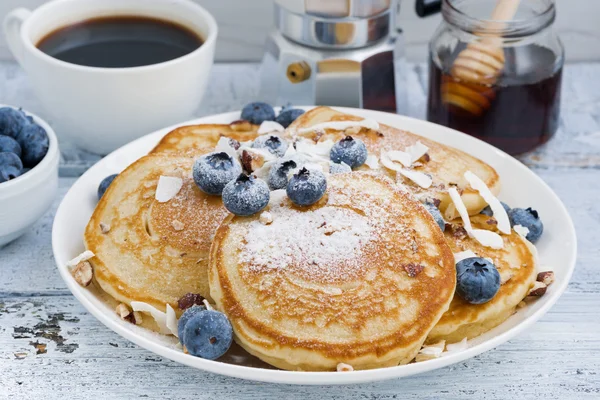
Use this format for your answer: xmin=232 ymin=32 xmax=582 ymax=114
xmin=441 ymin=0 xmax=521 ymax=116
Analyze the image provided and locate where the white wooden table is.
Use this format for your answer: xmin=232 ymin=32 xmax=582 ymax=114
xmin=1 ymin=61 xmax=599 ymax=399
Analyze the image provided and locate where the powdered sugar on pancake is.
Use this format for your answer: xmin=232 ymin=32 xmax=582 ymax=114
xmin=240 ymin=206 xmax=374 ymax=282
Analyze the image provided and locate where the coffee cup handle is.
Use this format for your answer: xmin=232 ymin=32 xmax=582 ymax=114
xmin=3 ymin=8 xmax=32 ymax=66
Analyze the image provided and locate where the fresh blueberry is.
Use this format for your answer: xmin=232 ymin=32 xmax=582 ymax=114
xmin=193 ymin=152 xmax=242 ymax=195
xmin=456 ymin=257 xmax=501 ymax=304
xmin=508 ymin=207 xmax=544 ymax=243
xmin=424 ymin=202 xmax=445 ymax=231
xmin=275 ymin=108 xmax=305 ymax=128
xmin=287 ymin=167 xmax=327 ymax=206
xmin=252 ymin=135 xmax=288 ymax=157
xmin=97 ymin=174 xmax=118 ymax=200
xmin=0 ymin=152 xmax=23 ymax=183
xmin=268 ymin=158 xmax=297 ymax=190
xmin=0 ymin=135 xmax=22 ymax=158
xmin=329 ymin=161 xmax=352 ymax=174
xmin=16 ymin=123 xmax=49 ymax=167
xmin=241 ymin=102 xmax=276 ymax=125
xmin=182 ymin=310 xmax=233 ymax=360
xmin=480 ymin=201 xmax=511 ymax=217
xmin=0 ymin=107 xmax=29 ymax=139
xmin=222 ymin=174 xmax=270 ymax=216
xmin=330 ymin=136 xmax=368 ymax=169
xmin=177 ymin=304 xmax=206 ymax=343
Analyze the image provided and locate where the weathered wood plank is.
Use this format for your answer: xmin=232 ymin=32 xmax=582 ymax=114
xmin=0 ymin=293 xmax=598 ymax=399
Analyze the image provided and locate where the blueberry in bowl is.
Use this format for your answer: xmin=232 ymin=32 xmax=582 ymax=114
xmin=0 ymin=105 xmax=59 ymax=246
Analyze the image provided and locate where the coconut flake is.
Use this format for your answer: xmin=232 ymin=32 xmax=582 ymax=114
xmin=215 ymin=137 xmax=239 ymax=159
xmin=445 ymin=337 xmax=468 ymax=353
xmin=67 ymin=250 xmax=95 ymax=267
xmin=165 ymin=304 xmax=179 ymax=337
xmin=448 ymin=187 xmax=504 ymax=249
xmin=464 ymin=171 xmax=510 ymax=234
xmin=386 ymin=150 xmax=412 ymax=167
xmin=130 ymin=301 xmax=170 ymax=334
xmin=364 ymin=154 xmax=380 ymax=169
xmin=297 ymin=119 xmax=379 ymax=134
xmin=202 ymin=299 xmax=214 ymax=311
xmin=398 ymin=169 xmax=432 ymax=189
xmin=295 ymin=138 xmax=334 ymax=159
xmin=406 ymin=141 xmax=429 ymax=163
xmin=454 ymin=250 xmax=477 ymax=263
xmin=155 ymin=176 xmax=183 ymax=203
xmin=258 ymin=120 xmax=285 ymax=134
xmin=514 ymin=224 xmax=530 ymax=239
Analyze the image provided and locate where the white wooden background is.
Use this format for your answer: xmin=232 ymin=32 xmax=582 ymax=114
xmin=1 ymin=59 xmax=600 ymax=399
xmin=1 ymin=0 xmax=600 ymax=62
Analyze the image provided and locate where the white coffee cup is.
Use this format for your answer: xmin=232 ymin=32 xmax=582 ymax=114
xmin=3 ymin=0 xmax=217 ymax=154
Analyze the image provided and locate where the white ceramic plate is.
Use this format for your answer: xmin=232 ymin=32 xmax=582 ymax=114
xmin=52 ymin=107 xmax=577 ymax=385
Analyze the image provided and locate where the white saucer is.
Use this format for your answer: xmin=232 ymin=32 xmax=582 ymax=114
xmin=52 ymin=107 xmax=577 ymax=385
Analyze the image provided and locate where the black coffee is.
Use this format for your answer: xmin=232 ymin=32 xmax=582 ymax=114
xmin=36 ymin=16 xmax=203 ymax=68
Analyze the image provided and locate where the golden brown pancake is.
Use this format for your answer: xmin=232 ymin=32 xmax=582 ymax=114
xmin=287 ymin=107 xmax=500 ymax=219
xmin=85 ymin=155 xmax=229 ymax=313
xmin=151 ymin=121 xmax=259 ymax=156
xmin=209 ymin=173 xmax=456 ymax=371
xmin=427 ymin=215 xmax=538 ymax=344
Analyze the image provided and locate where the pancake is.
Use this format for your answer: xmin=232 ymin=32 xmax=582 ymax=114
xmin=151 ymin=121 xmax=259 ymax=156
xmin=209 ymin=173 xmax=456 ymax=371
xmin=287 ymin=106 xmax=500 ymax=219
xmin=427 ymin=214 xmax=538 ymax=344
xmin=85 ymin=155 xmax=229 ymax=314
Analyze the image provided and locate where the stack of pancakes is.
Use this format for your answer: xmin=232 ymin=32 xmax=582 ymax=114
xmin=84 ymin=107 xmax=538 ymax=371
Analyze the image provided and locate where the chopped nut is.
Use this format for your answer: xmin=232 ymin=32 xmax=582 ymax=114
xmin=403 ymin=263 xmax=424 ymax=277
xmin=376 ymin=131 xmax=385 ymax=137
xmin=133 ymin=311 xmax=143 ymax=325
xmin=241 ymin=149 xmax=266 ymax=173
xmin=486 ymin=218 xmax=497 ymax=225
xmin=178 ymin=293 xmax=206 ymax=310
xmin=536 ymin=271 xmax=555 ymax=286
xmin=99 ymin=222 xmax=111 ymax=234
xmin=422 ymin=153 xmax=431 ymax=162
xmin=528 ymin=281 xmax=547 ymax=297
xmin=337 ymin=362 xmax=354 ymax=372
xmin=312 ymin=129 xmax=324 ymax=143
xmin=71 ymin=261 xmax=93 ymax=287
xmin=230 ymin=120 xmax=253 ymax=131
xmin=116 ymin=303 xmax=137 ymax=324
xmin=451 ymin=225 xmax=468 ymax=240
xmin=431 ymin=198 xmax=441 ymax=208
xmin=171 ymin=219 xmax=185 ymax=231
xmin=259 ymin=211 xmax=273 ymax=225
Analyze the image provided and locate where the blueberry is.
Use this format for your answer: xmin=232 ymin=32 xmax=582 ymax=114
xmin=456 ymin=257 xmax=500 ymax=304
xmin=241 ymin=102 xmax=276 ymax=125
xmin=268 ymin=158 xmax=297 ymax=190
xmin=424 ymin=202 xmax=445 ymax=231
xmin=286 ymin=167 xmax=327 ymax=206
xmin=275 ymin=108 xmax=305 ymax=128
xmin=97 ymin=174 xmax=118 ymax=200
xmin=252 ymin=135 xmax=288 ymax=157
xmin=16 ymin=123 xmax=49 ymax=167
xmin=508 ymin=207 xmax=543 ymax=243
xmin=330 ymin=136 xmax=368 ymax=169
xmin=0 ymin=135 xmax=22 ymax=158
xmin=0 ymin=107 xmax=29 ymax=139
xmin=193 ymin=152 xmax=242 ymax=195
xmin=480 ymin=201 xmax=511 ymax=217
xmin=222 ymin=174 xmax=270 ymax=216
xmin=177 ymin=304 xmax=206 ymax=343
xmin=182 ymin=310 xmax=233 ymax=360
xmin=0 ymin=152 xmax=23 ymax=183
xmin=329 ymin=161 xmax=352 ymax=174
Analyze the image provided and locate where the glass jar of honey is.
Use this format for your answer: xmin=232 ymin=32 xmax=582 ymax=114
xmin=427 ymin=0 xmax=564 ymax=155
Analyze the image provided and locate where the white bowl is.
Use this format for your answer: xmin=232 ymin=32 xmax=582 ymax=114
xmin=0 ymin=104 xmax=59 ymax=246
xmin=52 ymin=107 xmax=576 ymax=385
